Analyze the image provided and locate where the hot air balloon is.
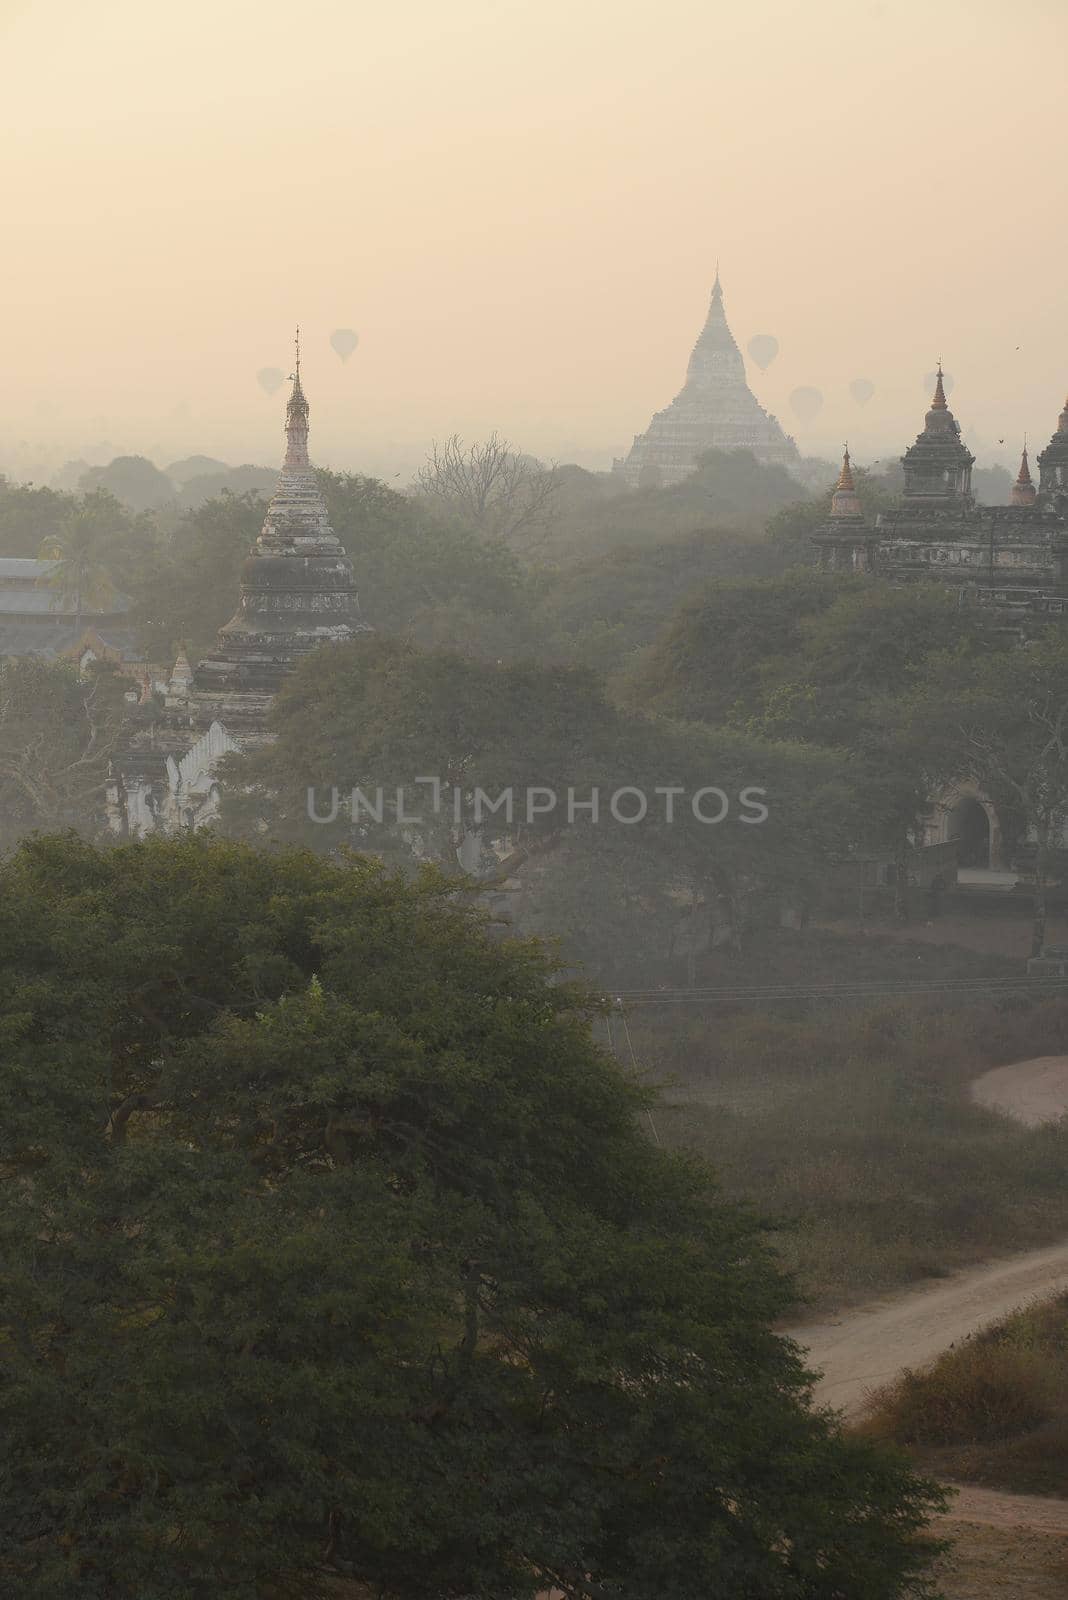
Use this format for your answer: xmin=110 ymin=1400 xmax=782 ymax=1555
xmin=789 ymin=386 xmax=824 ymax=423
xmin=746 ymin=334 xmax=779 ymax=371
xmin=923 ymin=369 xmax=954 ymax=397
xmin=849 ymin=378 xmax=875 ymax=406
xmin=330 ymin=328 xmax=359 ymax=363
xmin=257 ymin=367 xmax=286 ymax=396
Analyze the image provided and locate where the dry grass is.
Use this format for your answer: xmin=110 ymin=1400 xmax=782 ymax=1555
xmin=633 ymin=997 xmax=1068 ymax=1309
xmin=933 ymin=1520 xmax=1068 ymax=1600
xmin=859 ymin=1293 xmax=1068 ymax=1496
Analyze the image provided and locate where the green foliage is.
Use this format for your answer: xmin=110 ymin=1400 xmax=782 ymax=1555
xmin=546 ymin=449 xmax=810 ymax=564
xmin=318 ymin=469 xmax=534 ymax=655
xmin=903 ymin=630 xmax=1068 ymax=947
xmin=0 ymin=658 xmax=129 ymax=841
xmin=128 ymin=489 xmax=266 ymax=662
xmin=0 ymin=479 xmax=159 ymax=600
xmin=765 ymin=465 xmax=900 ymax=550
xmin=628 ymin=570 xmax=852 ymax=727
xmin=0 ymin=833 xmax=943 ymax=1597
xmin=0 ymin=476 xmax=81 ymax=557
xmin=222 ymin=636 xmax=856 ymax=976
xmin=532 ymin=526 xmax=810 ymax=679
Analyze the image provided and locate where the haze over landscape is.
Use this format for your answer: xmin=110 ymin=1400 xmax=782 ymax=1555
xmin=3 ymin=0 xmax=1066 ymax=480
xmin=7 ymin=5 xmax=1068 ymax=1598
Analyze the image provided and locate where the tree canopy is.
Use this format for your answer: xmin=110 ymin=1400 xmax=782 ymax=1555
xmin=0 ymin=833 xmax=942 ymax=1599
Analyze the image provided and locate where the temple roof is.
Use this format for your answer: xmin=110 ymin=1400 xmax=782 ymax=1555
xmin=901 ymin=361 xmax=974 ymax=501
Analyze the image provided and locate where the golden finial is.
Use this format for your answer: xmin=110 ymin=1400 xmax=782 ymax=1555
xmin=835 ymin=444 xmax=856 ymax=492
xmin=931 ymin=362 xmax=948 ymax=411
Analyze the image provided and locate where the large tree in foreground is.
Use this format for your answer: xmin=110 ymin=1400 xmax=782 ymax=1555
xmin=0 ymin=835 xmax=942 ymax=1599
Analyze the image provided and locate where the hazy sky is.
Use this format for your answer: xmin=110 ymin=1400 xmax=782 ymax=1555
xmin=3 ymin=0 xmax=1066 ymax=481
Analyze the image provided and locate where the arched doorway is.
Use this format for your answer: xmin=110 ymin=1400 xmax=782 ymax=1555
xmin=947 ymin=796 xmax=991 ymax=868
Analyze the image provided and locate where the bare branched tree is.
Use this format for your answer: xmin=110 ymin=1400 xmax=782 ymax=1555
xmin=0 ymin=657 xmax=128 ymax=840
xmin=413 ymin=432 xmax=560 ymax=548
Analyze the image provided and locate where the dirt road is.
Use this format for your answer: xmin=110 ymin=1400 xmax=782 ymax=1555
xmin=787 ymin=1051 xmax=1068 ymax=1586
xmin=789 ymin=1236 xmax=1068 ymax=1419
xmin=971 ymin=1054 xmax=1068 ymax=1126
xmin=791 ymin=1053 xmax=1068 ymax=1418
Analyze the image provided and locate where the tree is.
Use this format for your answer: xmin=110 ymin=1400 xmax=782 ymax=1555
xmin=0 ymin=657 xmax=129 ymax=841
xmin=627 ymin=571 xmax=853 ymax=728
xmin=318 ymin=468 xmax=535 ymax=656
xmin=221 ymin=637 xmax=861 ymax=967
xmin=0 ymin=832 xmax=944 ymax=1598
xmin=78 ymin=454 xmax=175 ymax=513
xmin=904 ymin=631 xmax=1068 ymax=953
xmin=38 ymin=500 xmax=124 ymax=617
xmin=413 ymin=432 xmax=560 ymax=550
xmin=128 ymin=489 xmax=266 ymax=663
xmin=0 ymin=476 xmax=81 ymax=558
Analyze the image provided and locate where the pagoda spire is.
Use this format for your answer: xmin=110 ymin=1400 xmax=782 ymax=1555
xmin=1011 ymin=440 xmax=1036 ymax=507
xmin=1036 ymin=392 xmax=1068 ymax=506
xmin=830 ymin=444 xmax=863 ymax=518
xmin=930 ymin=361 xmax=948 ymax=412
xmin=903 ymin=361 xmax=974 ymax=500
xmin=283 ymin=325 xmax=310 ymax=469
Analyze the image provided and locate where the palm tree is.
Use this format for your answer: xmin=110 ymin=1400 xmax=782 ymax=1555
xmin=38 ymin=507 xmax=119 ymax=622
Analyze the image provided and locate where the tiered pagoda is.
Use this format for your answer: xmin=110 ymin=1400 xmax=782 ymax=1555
xmin=813 ymin=372 xmax=1068 ymax=624
xmin=1037 ymin=395 xmax=1068 ymax=511
xmin=107 ymin=343 xmax=369 ymax=834
xmin=613 ymin=271 xmax=798 ymax=487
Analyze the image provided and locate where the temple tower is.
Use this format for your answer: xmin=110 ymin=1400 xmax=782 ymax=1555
xmin=190 ymin=338 xmax=369 ymax=732
xmin=1037 ymin=394 xmax=1068 ymax=511
xmin=614 ymin=270 xmax=798 ymax=487
xmin=900 ymin=364 xmax=975 ymax=502
xmin=1011 ymin=443 xmax=1037 ymax=508
xmin=812 ymin=446 xmax=876 ymax=572
xmin=107 ymin=339 xmax=370 ymax=833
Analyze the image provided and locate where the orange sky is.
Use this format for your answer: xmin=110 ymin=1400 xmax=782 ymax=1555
xmin=2 ymin=0 xmax=1065 ymax=482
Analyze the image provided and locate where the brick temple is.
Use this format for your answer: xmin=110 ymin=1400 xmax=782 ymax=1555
xmin=813 ymin=371 xmax=1068 ymax=629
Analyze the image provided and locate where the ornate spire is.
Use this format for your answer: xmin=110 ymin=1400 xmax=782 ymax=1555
xmin=283 ymin=325 xmax=310 ymax=469
xmin=1036 ymin=393 xmax=1068 ymax=506
xmin=930 ymin=362 xmax=948 ymax=412
xmin=830 ymin=445 xmax=863 ymax=518
xmin=1012 ymin=441 xmax=1036 ymax=507
xmin=903 ymin=360 xmax=974 ymax=500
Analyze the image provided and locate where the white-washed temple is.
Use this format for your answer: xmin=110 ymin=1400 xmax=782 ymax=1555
xmin=613 ymin=271 xmax=798 ymax=487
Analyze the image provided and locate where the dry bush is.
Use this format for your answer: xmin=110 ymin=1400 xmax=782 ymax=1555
xmin=858 ymin=1294 xmax=1068 ymax=1494
xmin=863 ymin=1344 xmax=1056 ymax=1447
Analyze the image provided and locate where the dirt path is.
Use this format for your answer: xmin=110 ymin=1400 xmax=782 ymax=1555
xmin=786 ymin=1051 xmax=1068 ymax=1575
xmin=942 ymin=1486 xmax=1068 ymax=1535
xmin=971 ymin=1055 xmax=1068 ymax=1126
xmin=789 ymin=1236 xmax=1068 ymax=1419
